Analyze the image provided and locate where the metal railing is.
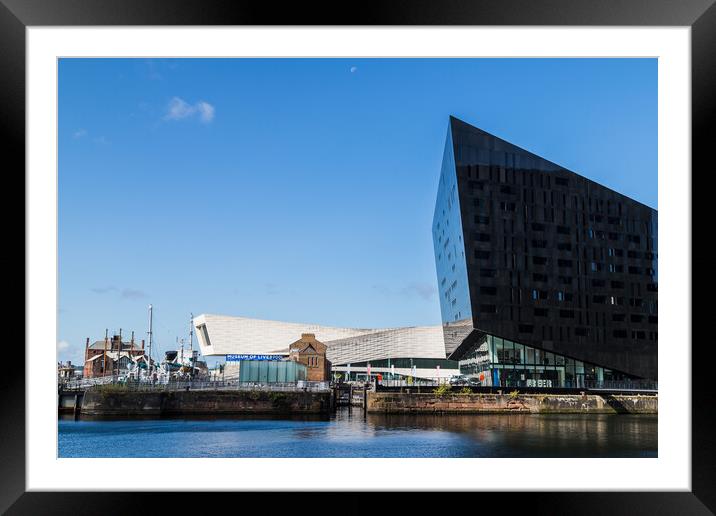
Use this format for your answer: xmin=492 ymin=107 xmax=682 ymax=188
xmin=62 ymin=377 xmax=332 ymax=393
xmin=61 ymin=376 xmax=118 ymax=390
xmin=372 ymin=378 xmax=450 ymax=388
xmin=493 ymin=379 xmax=658 ymax=391
xmin=373 ymin=378 xmax=658 ymax=392
xmin=230 ymin=381 xmax=331 ymax=392
xmin=583 ymin=380 xmax=658 ymax=392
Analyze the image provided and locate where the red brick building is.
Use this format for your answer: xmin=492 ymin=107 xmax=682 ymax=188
xmin=288 ymin=333 xmax=331 ymax=382
xmin=83 ymin=334 xmax=148 ymax=378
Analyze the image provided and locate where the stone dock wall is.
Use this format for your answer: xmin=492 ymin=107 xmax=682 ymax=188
xmin=367 ymin=392 xmax=657 ymax=414
xmin=81 ymin=389 xmax=333 ymax=417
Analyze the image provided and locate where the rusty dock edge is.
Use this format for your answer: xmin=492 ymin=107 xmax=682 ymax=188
xmin=366 ymin=392 xmax=657 ymax=414
xmin=77 ymin=389 xmax=333 ymax=417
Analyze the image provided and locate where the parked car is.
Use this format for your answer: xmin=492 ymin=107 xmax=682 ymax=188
xmin=449 ymin=375 xmax=479 ymax=386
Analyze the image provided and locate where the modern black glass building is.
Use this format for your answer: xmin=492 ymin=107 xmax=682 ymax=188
xmin=433 ymin=116 xmax=657 ymax=389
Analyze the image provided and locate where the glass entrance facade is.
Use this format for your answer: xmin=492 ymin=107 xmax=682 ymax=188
xmin=238 ymin=360 xmax=307 ymax=383
xmin=458 ymin=333 xmax=639 ymax=388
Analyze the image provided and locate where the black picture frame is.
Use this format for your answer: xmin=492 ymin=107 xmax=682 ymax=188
xmin=4 ymin=0 xmax=710 ymax=513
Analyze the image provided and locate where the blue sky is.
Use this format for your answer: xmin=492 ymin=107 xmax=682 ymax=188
xmin=58 ymin=58 xmax=657 ymax=365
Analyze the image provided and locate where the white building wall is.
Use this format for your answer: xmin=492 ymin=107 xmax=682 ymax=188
xmin=193 ymin=314 xmax=448 ymax=365
xmin=325 ymin=326 xmax=447 ymax=364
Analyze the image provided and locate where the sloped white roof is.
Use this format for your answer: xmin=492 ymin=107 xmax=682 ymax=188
xmin=193 ymin=314 xmax=447 ymax=365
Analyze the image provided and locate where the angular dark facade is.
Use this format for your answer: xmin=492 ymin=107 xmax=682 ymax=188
xmin=433 ymin=116 xmax=657 ymax=387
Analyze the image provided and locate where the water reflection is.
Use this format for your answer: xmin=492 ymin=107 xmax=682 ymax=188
xmin=58 ymin=408 xmax=656 ymax=458
xmin=363 ymin=411 xmax=657 ymax=457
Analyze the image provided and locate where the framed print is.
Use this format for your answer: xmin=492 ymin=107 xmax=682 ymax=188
xmin=5 ymin=0 xmax=712 ymax=513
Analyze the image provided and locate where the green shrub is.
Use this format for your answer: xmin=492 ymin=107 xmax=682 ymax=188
xmin=459 ymin=387 xmax=473 ymax=395
xmin=433 ymin=384 xmax=452 ymax=397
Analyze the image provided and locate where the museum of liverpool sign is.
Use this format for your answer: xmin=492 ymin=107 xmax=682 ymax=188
xmin=226 ymin=354 xmax=285 ymax=362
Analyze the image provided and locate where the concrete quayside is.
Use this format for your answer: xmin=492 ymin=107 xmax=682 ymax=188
xmin=60 ymin=381 xmax=656 ymax=418
xmin=366 ymin=391 xmax=657 ymax=414
xmin=68 ymin=386 xmax=333 ymax=417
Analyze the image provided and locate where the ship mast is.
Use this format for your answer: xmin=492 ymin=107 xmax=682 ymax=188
xmin=147 ymin=304 xmax=154 ymax=375
xmin=117 ymin=328 xmax=122 ymax=377
xmin=103 ymin=328 xmax=108 ymax=377
xmin=189 ymin=313 xmax=194 ymax=378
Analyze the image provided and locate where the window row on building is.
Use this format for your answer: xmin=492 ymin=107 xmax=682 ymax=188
xmin=468 ymin=199 xmax=656 ymax=236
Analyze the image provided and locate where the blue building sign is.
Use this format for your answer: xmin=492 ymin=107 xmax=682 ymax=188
xmin=226 ymin=354 xmax=284 ymax=362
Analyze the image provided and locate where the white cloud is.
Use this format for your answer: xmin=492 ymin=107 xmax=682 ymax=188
xmin=165 ymin=97 xmax=194 ymax=120
xmin=196 ymin=101 xmax=215 ymax=123
xmin=164 ymin=97 xmax=215 ymax=123
xmin=72 ymin=129 xmax=108 ymax=144
xmin=57 ymin=340 xmax=70 ymax=351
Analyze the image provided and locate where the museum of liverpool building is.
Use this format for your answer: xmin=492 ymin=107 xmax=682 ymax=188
xmin=192 ymin=314 xmax=459 ymax=381
xmin=193 ymin=115 xmax=657 ymax=389
xmin=434 ymin=116 xmax=657 ymax=389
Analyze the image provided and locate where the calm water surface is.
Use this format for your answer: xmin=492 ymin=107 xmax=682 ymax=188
xmin=58 ymin=408 xmax=657 ymax=458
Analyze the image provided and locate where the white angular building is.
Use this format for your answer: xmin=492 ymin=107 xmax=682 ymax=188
xmin=193 ymin=314 xmax=459 ymax=381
